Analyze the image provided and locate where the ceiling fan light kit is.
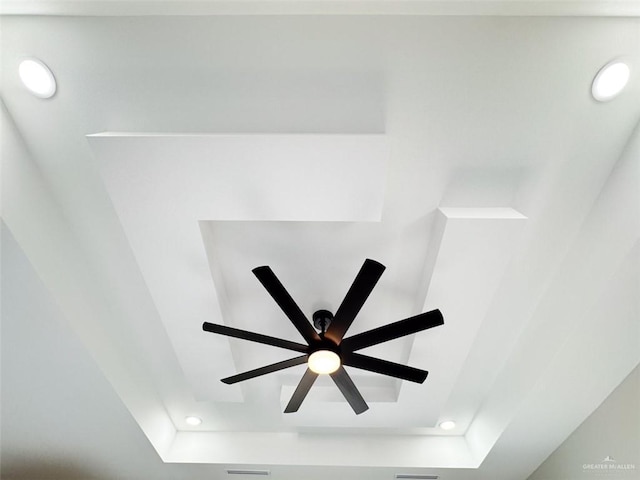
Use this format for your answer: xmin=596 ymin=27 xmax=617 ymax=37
xmin=203 ymin=259 xmax=444 ymax=414
xmin=307 ymin=350 xmax=341 ymax=374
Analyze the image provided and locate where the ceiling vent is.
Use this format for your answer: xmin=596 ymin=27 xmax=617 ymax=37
xmin=226 ymin=470 xmax=270 ymax=476
xmin=395 ymin=475 xmax=439 ymax=480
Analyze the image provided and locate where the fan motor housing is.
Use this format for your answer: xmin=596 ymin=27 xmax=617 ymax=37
xmin=312 ymin=309 xmax=333 ymax=332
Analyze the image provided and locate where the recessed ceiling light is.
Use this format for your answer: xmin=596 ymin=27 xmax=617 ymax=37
xmin=185 ymin=416 xmax=202 ymax=426
xmin=18 ymin=58 xmax=57 ymax=99
xmin=592 ymin=60 xmax=630 ymax=102
xmin=439 ymin=420 xmax=456 ymax=430
xmin=307 ymin=349 xmax=341 ymax=375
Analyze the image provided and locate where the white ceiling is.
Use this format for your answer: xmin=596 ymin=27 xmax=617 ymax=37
xmin=1 ymin=1 xmax=639 ymax=479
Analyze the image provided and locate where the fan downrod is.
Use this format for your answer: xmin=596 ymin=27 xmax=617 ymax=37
xmin=312 ymin=309 xmax=333 ymax=334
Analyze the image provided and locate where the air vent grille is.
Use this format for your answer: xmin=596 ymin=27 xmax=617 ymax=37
xmin=395 ymin=475 xmax=438 ymax=480
xmin=226 ymin=469 xmax=270 ymax=476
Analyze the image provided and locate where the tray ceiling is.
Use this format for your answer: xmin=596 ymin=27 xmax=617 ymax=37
xmin=2 ymin=9 xmax=639 ymax=480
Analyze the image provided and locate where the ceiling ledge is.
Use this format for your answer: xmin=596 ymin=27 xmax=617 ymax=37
xmin=2 ymin=0 xmax=640 ymax=16
xmin=164 ymin=431 xmax=477 ymax=467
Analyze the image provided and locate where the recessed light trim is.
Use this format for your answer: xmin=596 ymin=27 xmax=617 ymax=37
xmin=592 ymin=60 xmax=630 ymax=102
xmin=307 ymin=349 xmax=341 ymax=375
xmin=439 ymin=420 xmax=456 ymax=430
xmin=18 ymin=58 xmax=57 ymax=98
xmin=185 ymin=416 xmax=202 ymax=426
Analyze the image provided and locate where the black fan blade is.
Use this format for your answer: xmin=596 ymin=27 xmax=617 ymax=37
xmin=284 ymin=368 xmax=318 ymax=413
xmin=324 ymin=259 xmax=385 ymax=344
xmin=330 ymin=366 xmax=369 ymax=414
xmin=253 ymin=266 xmax=320 ymax=343
xmin=341 ymin=309 xmax=444 ymax=351
xmin=203 ymin=322 xmax=308 ymax=353
xmin=342 ymin=352 xmax=428 ymax=383
xmin=222 ymin=356 xmax=308 ymax=384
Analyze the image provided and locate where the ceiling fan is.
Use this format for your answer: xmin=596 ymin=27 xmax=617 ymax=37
xmin=202 ymin=259 xmax=444 ymax=414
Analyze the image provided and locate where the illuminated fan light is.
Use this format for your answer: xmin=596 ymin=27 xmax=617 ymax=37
xmin=308 ymin=350 xmax=341 ymax=374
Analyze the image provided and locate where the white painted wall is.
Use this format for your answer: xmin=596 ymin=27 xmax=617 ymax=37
xmin=528 ymin=365 xmax=639 ymax=480
xmin=0 ymin=100 xmax=177 ymax=458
